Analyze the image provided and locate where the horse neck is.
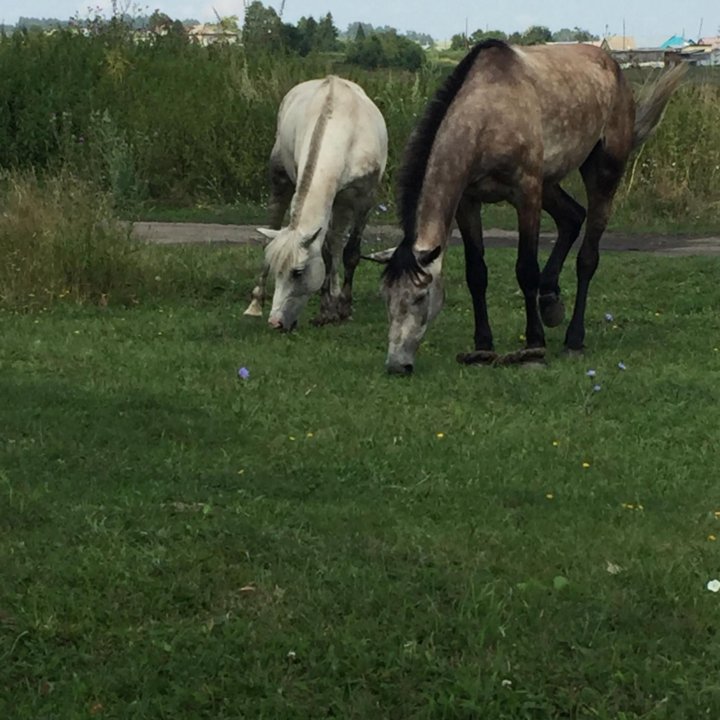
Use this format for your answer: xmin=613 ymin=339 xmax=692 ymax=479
xmin=414 ymin=151 xmax=470 ymax=252
xmin=288 ymin=173 xmax=338 ymax=237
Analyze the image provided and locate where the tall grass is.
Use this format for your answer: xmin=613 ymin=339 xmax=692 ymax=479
xmin=0 ymin=170 xmax=141 ymax=308
xmin=0 ymin=30 xmax=718 ymax=228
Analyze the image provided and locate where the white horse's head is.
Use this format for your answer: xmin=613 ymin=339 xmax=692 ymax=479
xmin=260 ymin=226 xmax=325 ymax=331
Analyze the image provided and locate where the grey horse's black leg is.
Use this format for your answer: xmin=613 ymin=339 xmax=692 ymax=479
xmin=539 ymin=183 xmax=586 ymax=328
xmin=564 ymin=146 xmax=625 ymax=352
xmin=454 ymin=193 xmax=498 ymax=366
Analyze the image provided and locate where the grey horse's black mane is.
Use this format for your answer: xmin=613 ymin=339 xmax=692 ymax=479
xmin=384 ymin=39 xmax=510 ymax=285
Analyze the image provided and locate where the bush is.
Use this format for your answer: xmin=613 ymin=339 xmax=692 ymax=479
xmin=345 ymin=31 xmax=426 ymax=71
xmin=0 ymin=170 xmax=142 ymax=308
xmin=0 ymin=29 xmax=719 ymax=229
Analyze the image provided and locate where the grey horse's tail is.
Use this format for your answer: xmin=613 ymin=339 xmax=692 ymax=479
xmin=632 ymin=63 xmax=688 ymax=150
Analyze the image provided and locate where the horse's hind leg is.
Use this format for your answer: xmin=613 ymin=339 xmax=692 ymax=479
xmin=244 ymin=264 xmax=269 ymax=317
xmin=512 ymin=184 xmax=546 ymax=363
xmin=243 ymin=163 xmax=294 ymax=318
xmin=539 ymin=183 xmax=586 ymax=327
xmin=454 ymin=193 xmax=497 ymax=366
xmin=564 ymin=146 xmax=626 ymax=352
xmin=267 ymin=162 xmax=294 ymax=230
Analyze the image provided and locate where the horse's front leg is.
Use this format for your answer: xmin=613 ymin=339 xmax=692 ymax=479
xmin=243 ymin=264 xmax=269 ymax=317
xmin=313 ymin=205 xmax=354 ymax=326
xmin=454 ymin=194 xmax=498 ymax=366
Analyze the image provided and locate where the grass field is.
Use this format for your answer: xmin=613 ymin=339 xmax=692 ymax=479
xmin=2 ymin=241 xmax=720 ymax=718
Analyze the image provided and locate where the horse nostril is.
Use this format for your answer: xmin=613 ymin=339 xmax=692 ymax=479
xmin=387 ymin=361 xmax=414 ymax=376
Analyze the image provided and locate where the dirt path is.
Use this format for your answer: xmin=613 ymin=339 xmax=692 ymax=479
xmin=131 ymin=221 xmax=720 ymax=257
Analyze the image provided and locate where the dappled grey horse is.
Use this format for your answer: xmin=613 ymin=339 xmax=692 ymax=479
xmin=369 ymin=40 xmax=686 ymax=374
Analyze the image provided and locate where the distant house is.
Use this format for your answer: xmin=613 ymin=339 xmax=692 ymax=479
xmin=698 ymin=36 xmax=720 ymax=48
xmin=601 ymin=35 xmax=636 ymax=52
xmin=611 ymin=48 xmax=666 ymax=68
xmin=188 ymin=23 xmax=239 ymax=46
xmin=660 ymin=35 xmax=692 ymax=49
xmin=675 ymin=44 xmax=720 ymax=66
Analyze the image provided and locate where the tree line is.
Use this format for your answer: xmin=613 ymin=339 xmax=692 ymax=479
xmin=451 ymin=26 xmax=599 ymax=50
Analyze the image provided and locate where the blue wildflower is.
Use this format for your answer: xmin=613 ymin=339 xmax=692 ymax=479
xmin=377 ymin=204 xmax=388 ymax=212
xmin=604 ymin=312 xmax=614 ymax=322
xmin=618 ymin=361 xmax=626 ymax=371
xmin=586 ymin=369 xmax=597 ymax=378
xmin=238 ymin=367 xmax=250 ymax=380
xmin=593 ymin=384 xmax=602 ymax=392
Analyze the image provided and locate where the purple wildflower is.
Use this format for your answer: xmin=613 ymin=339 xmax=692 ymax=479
xmin=237 ymin=367 xmax=250 ymax=380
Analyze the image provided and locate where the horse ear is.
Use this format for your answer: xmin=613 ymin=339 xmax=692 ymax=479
xmin=418 ymin=246 xmax=442 ymax=266
xmin=257 ymin=227 xmax=280 ymax=241
xmin=361 ymin=246 xmax=397 ymax=264
xmin=301 ymin=227 xmax=323 ymax=249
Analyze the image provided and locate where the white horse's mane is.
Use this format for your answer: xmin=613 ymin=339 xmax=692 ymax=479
xmin=265 ymin=231 xmax=308 ymax=275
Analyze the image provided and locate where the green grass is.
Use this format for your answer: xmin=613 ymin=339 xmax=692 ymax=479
xmin=2 ymin=243 xmax=720 ymax=718
xmin=133 ymin=200 xmax=268 ymax=226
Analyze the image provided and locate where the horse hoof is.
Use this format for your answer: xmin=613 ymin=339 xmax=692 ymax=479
xmin=456 ymin=350 xmax=499 ymax=366
xmin=563 ymin=346 xmax=585 ymax=359
xmin=243 ymin=301 xmax=263 ymax=317
xmin=312 ymin=314 xmax=340 ymax=326
xmin=495 ymin=347 xmax=547 ymax=367
xmin=539 ymin=294 xmax=565 ymax=328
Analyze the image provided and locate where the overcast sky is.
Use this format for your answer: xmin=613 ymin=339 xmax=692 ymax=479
xmin=2 ymin=0 xmax=718 ymax=46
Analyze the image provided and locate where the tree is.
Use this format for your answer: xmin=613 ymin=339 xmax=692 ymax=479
xmin=296 ymin=15 xmax=318 ymax=54
xmin=315 ymin=13 xmax=339 ymax=51
xmin=346 ymin=33 xmax=384 ymax=68
xmin=469 ymin=29 xmax=508 ymax=44
xmin=450 ymin=33 xmax=467 ymax=50
xmin=551 ymin=26 xmax=598 ymax=42
xmin=520 ymin=25 xmax=552 ymax=45
xmin=218 ymin=15 xmax=239 ymax=33
xmin=346 ymin=30 xmax=425 ymax=70
xmin=405 ymin=30 xmax=434 ymax=47
xmin=242 ymin=1 xmax=282 ymax=51
xmin=552 ymin=27 xmax=575 ymax=42
xmin=570 ymin=26 xmax=598 ymax=42
xmin=345 ymin=22 xmax=372 ymax=41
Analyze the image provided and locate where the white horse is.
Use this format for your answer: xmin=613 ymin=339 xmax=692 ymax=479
xmin=243 ymin=76 xmax=388 ymax=330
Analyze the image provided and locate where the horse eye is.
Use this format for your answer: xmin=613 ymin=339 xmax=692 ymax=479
xmin=290 ymin=268 xmax=303 ymax=279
